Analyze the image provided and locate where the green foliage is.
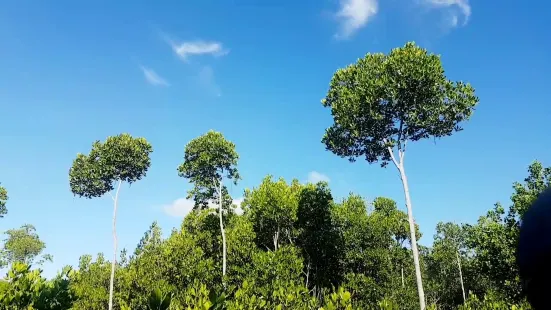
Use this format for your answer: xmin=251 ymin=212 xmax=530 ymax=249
xmin=179 ymin=283 xmax=224 ymax=309
xmin=464 ymin=161 xmax=551 ymax=302
xmin=182 ymin=209 xmax=224 ymax=263
xmin=242 ymin=176 xmax=302 ymax=251
xmin=0 ymin=224 xmax=52 ymax=268
xmin=458 ymin=293 xmax=532 ymax=310
xmin=241 ymin=246 xmax=304 ymax=297
xmin=296 ymin=182 xmax=344 ymax=296
xmin=69 ymin=133 xmax=153 ymax=198
xmin=372 ymin=197 xmax=421 ymax=242
xmin=0 ymin=183 xmax=7 ymax=218
xmin=424 ymin=222 xmax=471 ymax=309
xmin=147 ymin=288 xmax=172 ymax=310
xmin=177 ymin=130 xmax=240 ymax=209
xmin=321 ymin=41 xmax=478 ymax=166
xmin=69 ymin=253 xmax=112 ymax=310
xmin=134 ymin=221 xmax=163 ymax=257
xmin=3 ymin=161 xmax=544 ymax=310
xmin=225 ymin=215 xmax=257 ymax=287
xmin=319 ymin=287 xmax=355 ymax=310
xmin=0 ymin=262 xmax=74 ymax=310
xmin=228 ymin=279 xmax=317 ymax=309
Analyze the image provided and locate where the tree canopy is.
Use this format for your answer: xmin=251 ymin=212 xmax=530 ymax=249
xmin=178 ymin=130 xmax=240 ymax=209
xmin=69 ymin=133 xmax=153 ymax=198
xmin=321 ymin=41 xmax=478 ymax=166
xmin=0 ymin=224 xmax=52 ymax=268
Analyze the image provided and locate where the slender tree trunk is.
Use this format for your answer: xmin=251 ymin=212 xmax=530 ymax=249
xmin=305 ymin=262 xmax=310 ymax=288
xmin=457 ymin=251 xmax=466 ymax=303
xmin=274 ymin=226 xmax=280 ymax=251
xmin=218 ymin=179 xmax=227 ymax=279
xmin=108 ymin=180 xmax=122 ymax=310
xmin=398 ymin=167 xmax=426 ymax=310
xmin=401 ymin=266 xmax=405 ymax=288
xmin=387 ymin=144 xmax=425 ymax=310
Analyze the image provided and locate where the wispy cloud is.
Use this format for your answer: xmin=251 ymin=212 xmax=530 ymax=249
xmin=170 ymin=40 xmax=229 ymax=61
xmin=197 ymin=65 xmax=222 ymax=97
xmin=307 ymin=171 xmax=331 ymax=183
xmin=162 ymin=197 xmax=244 ymax=218
xmin=334 ymin=0 xmax=378 ymax=39
xmin=424 ymin=0 xmax=471 ymax=27
xmin=140 ymin=66 xmax=169 ymax=86
xmin=163 ymin=198 xmax=194 ymax=218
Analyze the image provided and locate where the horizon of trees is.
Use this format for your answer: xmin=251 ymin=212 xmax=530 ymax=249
xmin=0 ymin=159 xmax=543 ymax=309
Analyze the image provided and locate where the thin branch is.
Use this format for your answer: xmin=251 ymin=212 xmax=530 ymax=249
xmin=384 ymin=138 xmax=401 ymax=169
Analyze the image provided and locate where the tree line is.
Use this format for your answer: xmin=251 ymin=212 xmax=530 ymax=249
xmin=0 ymin=42 xmax=543 ymax=309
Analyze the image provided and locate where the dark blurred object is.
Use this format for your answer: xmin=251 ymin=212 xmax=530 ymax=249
xmin=518 ymin=187 xmax=551 ymax=310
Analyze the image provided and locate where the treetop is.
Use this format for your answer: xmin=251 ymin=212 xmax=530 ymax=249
xmin=69 ymin=133 xmax=153 ymax=199
xmin=178 ymin=130 xmax=240 ymax=186
xmin=321 ymin=41 xmax=479 ymax=166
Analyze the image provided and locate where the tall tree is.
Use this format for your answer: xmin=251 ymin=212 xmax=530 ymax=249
xmin=320 ymin=42 xmax=479 ymax=309
xmin=177 ymin=130 xmax=240 ymax=281
xmin=0 ymin=224 xmax=52 ymax=268
xmin=69 ymin=133 xmax=153 ymax=310
xmin=0 ymin=183 xmax=7 ymax=218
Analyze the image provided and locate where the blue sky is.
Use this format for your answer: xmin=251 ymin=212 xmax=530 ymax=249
xmin=1 ymin=0 xmax=550 ymax=278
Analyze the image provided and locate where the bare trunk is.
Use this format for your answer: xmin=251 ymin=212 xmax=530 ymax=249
xmin=108 ymin=180 xmax=122 ymax=310
xmin=457 ymin=251 xmax=466 ymax=303
xmin=387 ymin=144 xmax=425 ymax=310
xmin=273 ymin=226 xmax=280 ymax=251
xmin=399 ymin=167 xmax=426 ymax=310
xmin=218 ymin=179 xmax=227 ymax=279
xmin=306 ymin=262 xmax=310 ymax=288
xmin=401 ymin=266 xmax=405 ymax=288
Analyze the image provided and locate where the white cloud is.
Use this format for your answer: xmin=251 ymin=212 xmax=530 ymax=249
xmin=162 ymin=197 xmax=244 ymax=218
xmin=163 ymin=198 xmax=194 ymax=218
xmin=424 ymin=0 xmax=471 ymax=27
xmin=171 ymin=40 xmax=229 ymax=61
xmin=334 ymin=0 xmax=378 ymax=39
xmin=307 ymin=171 xmax=331 ymax=183
xmin=140 ymin=66 xmax=169 ymax=86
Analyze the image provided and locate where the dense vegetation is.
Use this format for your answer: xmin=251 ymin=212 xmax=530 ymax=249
xmin=0 ymin=43 xmax=544 ymax=309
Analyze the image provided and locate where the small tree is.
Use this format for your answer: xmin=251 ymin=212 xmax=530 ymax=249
xmin=242 ymin=176 xmax=302 ymax=251
xmin=177 ymin=130 xmax=240 ymax=281
xmin=0 ymin=183 xmax=8 ymax=218
xmin=321 ymin=42 xmax=478 ymax=309
xmin=430 ymin=222 xmax=469 ymax=307
xmin=69 ymin=133 xmax=153 ymax=310
xmin=0 ymin=224 xmax=52 ymax=268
